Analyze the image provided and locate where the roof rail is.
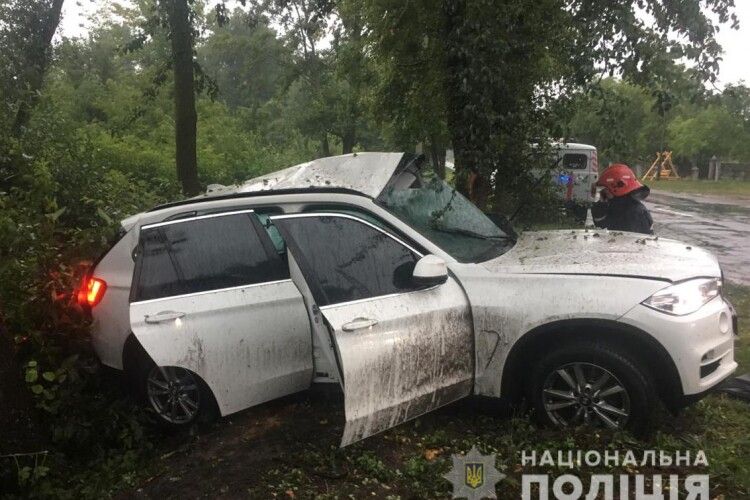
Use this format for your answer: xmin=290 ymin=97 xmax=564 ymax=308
xmin=148 ymin=186 xmax=371 ymax=213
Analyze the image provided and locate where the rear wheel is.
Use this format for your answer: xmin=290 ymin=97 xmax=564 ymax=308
xmin=528 ymin=341 xmax=655 ymax=435
xmin=143 ymin=365 xmax=217 ymax=427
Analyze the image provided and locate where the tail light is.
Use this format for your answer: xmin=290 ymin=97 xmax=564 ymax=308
xmin=591 ymin=150 xmax=599 ymax=174
xmin=590 ymin=150 xmax=599 ymax=198
xmin=78 ymin=276 xmax=107 ymax=307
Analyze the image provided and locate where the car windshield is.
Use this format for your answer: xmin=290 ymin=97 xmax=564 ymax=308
xmin=377 ymin=169 xmax=513 ymax=263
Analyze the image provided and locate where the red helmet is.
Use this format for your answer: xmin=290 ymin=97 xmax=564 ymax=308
xmin=596 ymin=163 xmax=647 ymax=198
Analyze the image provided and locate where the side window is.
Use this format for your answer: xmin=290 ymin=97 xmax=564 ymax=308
xmin=562 ymin=153 xmax=588 ymax=170
xmin=301 ymin=204 xmax=428 ymax=255
xmin=276 ymin=215 xmax=420 ymax=306
xmin=133 ymin=213 xmax=288 ymax=301
xmin=135 ymin=229 xmax=182 ymax=301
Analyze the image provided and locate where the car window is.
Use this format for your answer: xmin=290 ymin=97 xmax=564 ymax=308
xmin=275 ymin=215 xmax=421 ymax=306
xmin=135 ymin=229 xmax=183 ymax=301
xmin=301 ymin=204 xmax=428 ymax=255
xmin=562 ymin=153 xmax=589 ymax=170
xmin=133 ymin=212 xmax=288 ymax=301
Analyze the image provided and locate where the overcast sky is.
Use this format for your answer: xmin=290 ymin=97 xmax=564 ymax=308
xmin=60 ymin=0 xmax=750 ymax=87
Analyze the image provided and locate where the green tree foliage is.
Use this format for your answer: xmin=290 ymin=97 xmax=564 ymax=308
xmin=199 ymin=10 xmax=292 ymax=112
xmin=564 ymin=76 xmax=750 ymax=174
xmin=669 ymin=104 xmax=749 ymax=164
xmin=0 ymin=0 xmax=65 ymax=137
xmin=362 ymin=0 xmax=738 ymax=209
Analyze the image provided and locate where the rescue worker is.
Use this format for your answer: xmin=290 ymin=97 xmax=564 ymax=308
xmin=591 ymin=163 xmax=654 ymax=234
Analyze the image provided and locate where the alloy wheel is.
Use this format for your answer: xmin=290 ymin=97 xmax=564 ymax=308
xmin=542 ymin=362 xmax=630 ymax=429
xmin=147 ymin=366 xmax=201 ymax=424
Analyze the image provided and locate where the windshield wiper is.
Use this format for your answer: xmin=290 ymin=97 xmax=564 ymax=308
xmin=431 ymin=226 xmax=510 ymax=241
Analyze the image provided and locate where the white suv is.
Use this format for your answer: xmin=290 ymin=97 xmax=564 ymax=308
xmin=82 ymin=152 xmax=737 ymax=445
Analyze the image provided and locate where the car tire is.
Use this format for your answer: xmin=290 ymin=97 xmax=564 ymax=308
xmin=528 ymin=341 xmax=656 ymax=436
xmin=141 ymin=364 xmax=218 ymax=428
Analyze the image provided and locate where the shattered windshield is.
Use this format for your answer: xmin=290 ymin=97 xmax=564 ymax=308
xmin=378 ymin=170 xmax=513 ymax=263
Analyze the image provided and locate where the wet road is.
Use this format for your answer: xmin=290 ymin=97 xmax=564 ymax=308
xmin=645 ymin=191 xmax=750 ymax=285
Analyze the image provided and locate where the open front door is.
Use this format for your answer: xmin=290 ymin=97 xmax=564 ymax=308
xmin=272 ymin=212 xmax=474 ymax=446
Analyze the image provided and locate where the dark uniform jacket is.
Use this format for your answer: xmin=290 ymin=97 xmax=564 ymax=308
xmin=591 ymin=194 xmax=653 ymax=234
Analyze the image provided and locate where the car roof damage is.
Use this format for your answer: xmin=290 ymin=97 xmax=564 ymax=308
xmin=122 ymin=152 xmax=421 ymax=231
xmin=201 ymin=152 xmax=405 ymax=199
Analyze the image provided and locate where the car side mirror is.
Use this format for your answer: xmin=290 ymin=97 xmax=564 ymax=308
xmin=412 ymin=254 xmax=448 ymax=287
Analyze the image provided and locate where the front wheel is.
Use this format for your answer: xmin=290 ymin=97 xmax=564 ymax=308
xmin=528 ymin=341 xmax=656 ymax=435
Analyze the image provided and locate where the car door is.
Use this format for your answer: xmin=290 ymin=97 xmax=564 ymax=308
xmin=271 ymin=212 xmax=474 ymax=446
xmin=129 ymin=209 xmax=313 ymax=416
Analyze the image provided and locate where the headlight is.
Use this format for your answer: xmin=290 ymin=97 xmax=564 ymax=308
xmin=642 ymin=278 xmax=722 ymax=316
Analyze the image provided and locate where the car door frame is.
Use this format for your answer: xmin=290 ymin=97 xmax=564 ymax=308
xmin=270 ymin=212 xmax=475 ymax=446
xmin=128 ymin=209 xmax=314 ymax=416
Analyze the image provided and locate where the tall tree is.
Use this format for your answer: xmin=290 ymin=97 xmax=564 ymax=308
xmin=263 ymin=0 xmax=338 ymax=155
xmin=0 ymin=0 xmax=65 ymax=136
xmin=364 ymin=0 xmax=738 ymax=209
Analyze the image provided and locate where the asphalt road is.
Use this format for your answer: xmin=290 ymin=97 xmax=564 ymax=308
xmin=645 ymin=190 xmax=750 ymax=285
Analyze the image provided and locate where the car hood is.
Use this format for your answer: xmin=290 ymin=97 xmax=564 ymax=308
xmin=482 ymin=229 xmax=720 ymax=282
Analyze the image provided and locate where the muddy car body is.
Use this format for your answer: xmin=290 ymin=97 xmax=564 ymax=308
xmin=86 ymin=152 xmax=737 ymax=444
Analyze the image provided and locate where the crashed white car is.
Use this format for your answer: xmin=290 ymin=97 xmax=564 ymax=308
xmin=83 ymin=153 xmax=737 ymax=445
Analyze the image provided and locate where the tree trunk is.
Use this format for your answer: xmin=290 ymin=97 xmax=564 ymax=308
xmin=11 ymin=0 xmax=65 ymax=136
xmin=440 ymin=0 xmax=477 ymax=200
xmin=427 ymin=136 xmax=446 ymax=179
xmin=440 ymin=0 xmax=495 ymax=210
xmin=167 ymin=0 xmax=201 ymax=196
xmin=320 ymin=134 xmax=331 ymax=157
xmin=342 ymin=126 xmax=356 ymax=154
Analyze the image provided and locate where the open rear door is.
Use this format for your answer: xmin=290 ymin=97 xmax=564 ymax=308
xmin=129 ymin=210 xmax=313 ymax=417
xmin=272 ymin=212 xmax=474 ymax=446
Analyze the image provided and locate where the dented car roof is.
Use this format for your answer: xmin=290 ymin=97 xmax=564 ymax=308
xmin=207 ymin=152 xmax=406 ymax=199
xmin=122 ymin=152 xmax=407 ymax=230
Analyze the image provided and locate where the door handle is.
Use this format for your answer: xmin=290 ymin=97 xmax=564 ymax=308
xmin=144 ymin=311 xmax=186 ymax=323
xmin=342 ymin=317 xmax=378 ymax=332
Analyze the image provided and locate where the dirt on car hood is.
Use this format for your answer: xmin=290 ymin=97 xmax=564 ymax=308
xmin=482 ymin=229 xmax=721 ymax=282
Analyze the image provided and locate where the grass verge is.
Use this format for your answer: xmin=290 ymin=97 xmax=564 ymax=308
xmin=645 ymin=179 xmax=750 ymax=198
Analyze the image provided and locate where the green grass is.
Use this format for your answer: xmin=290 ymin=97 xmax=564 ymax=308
xmin=726 ymin=283 xmax=750 ymax=371
xmin=646 ymin=179 xmax=750 ymax=197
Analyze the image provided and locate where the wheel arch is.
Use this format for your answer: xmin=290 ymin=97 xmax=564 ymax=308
xmin=500 ymin=319 xmax=683 ymax=409
xmin=122 ymin=333 xmax=220 ymax=413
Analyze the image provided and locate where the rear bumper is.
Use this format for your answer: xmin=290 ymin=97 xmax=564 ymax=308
xmin=619 ymin=297 xmax=738 ymax=396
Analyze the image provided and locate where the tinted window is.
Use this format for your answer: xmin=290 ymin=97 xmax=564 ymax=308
xmin=276 ymin=216 xmax=420 ymax=306
xmin=562 ymin=153 xmax=589 ymax=170
xmin=134 ymin=213 xmax=287 ymax=301
xmin=135 ymin=229 xmax=182 ymax=300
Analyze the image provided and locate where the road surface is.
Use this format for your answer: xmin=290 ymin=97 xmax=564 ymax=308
xmin=645 ymin=190 xmax=750 ymax=285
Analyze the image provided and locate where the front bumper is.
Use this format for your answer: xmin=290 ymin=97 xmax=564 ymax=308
xmin=619 ymin=296 xmax=737 ymax=396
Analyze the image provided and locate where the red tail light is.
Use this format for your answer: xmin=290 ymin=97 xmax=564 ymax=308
xmin=591 ymin=150 xmax=599 ymax=173
xmin=78 ymin=276 xmax=107 ymax=307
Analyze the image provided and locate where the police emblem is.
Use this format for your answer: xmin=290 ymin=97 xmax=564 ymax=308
xmin=444 ymin=446 xmax=505 ymax=499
